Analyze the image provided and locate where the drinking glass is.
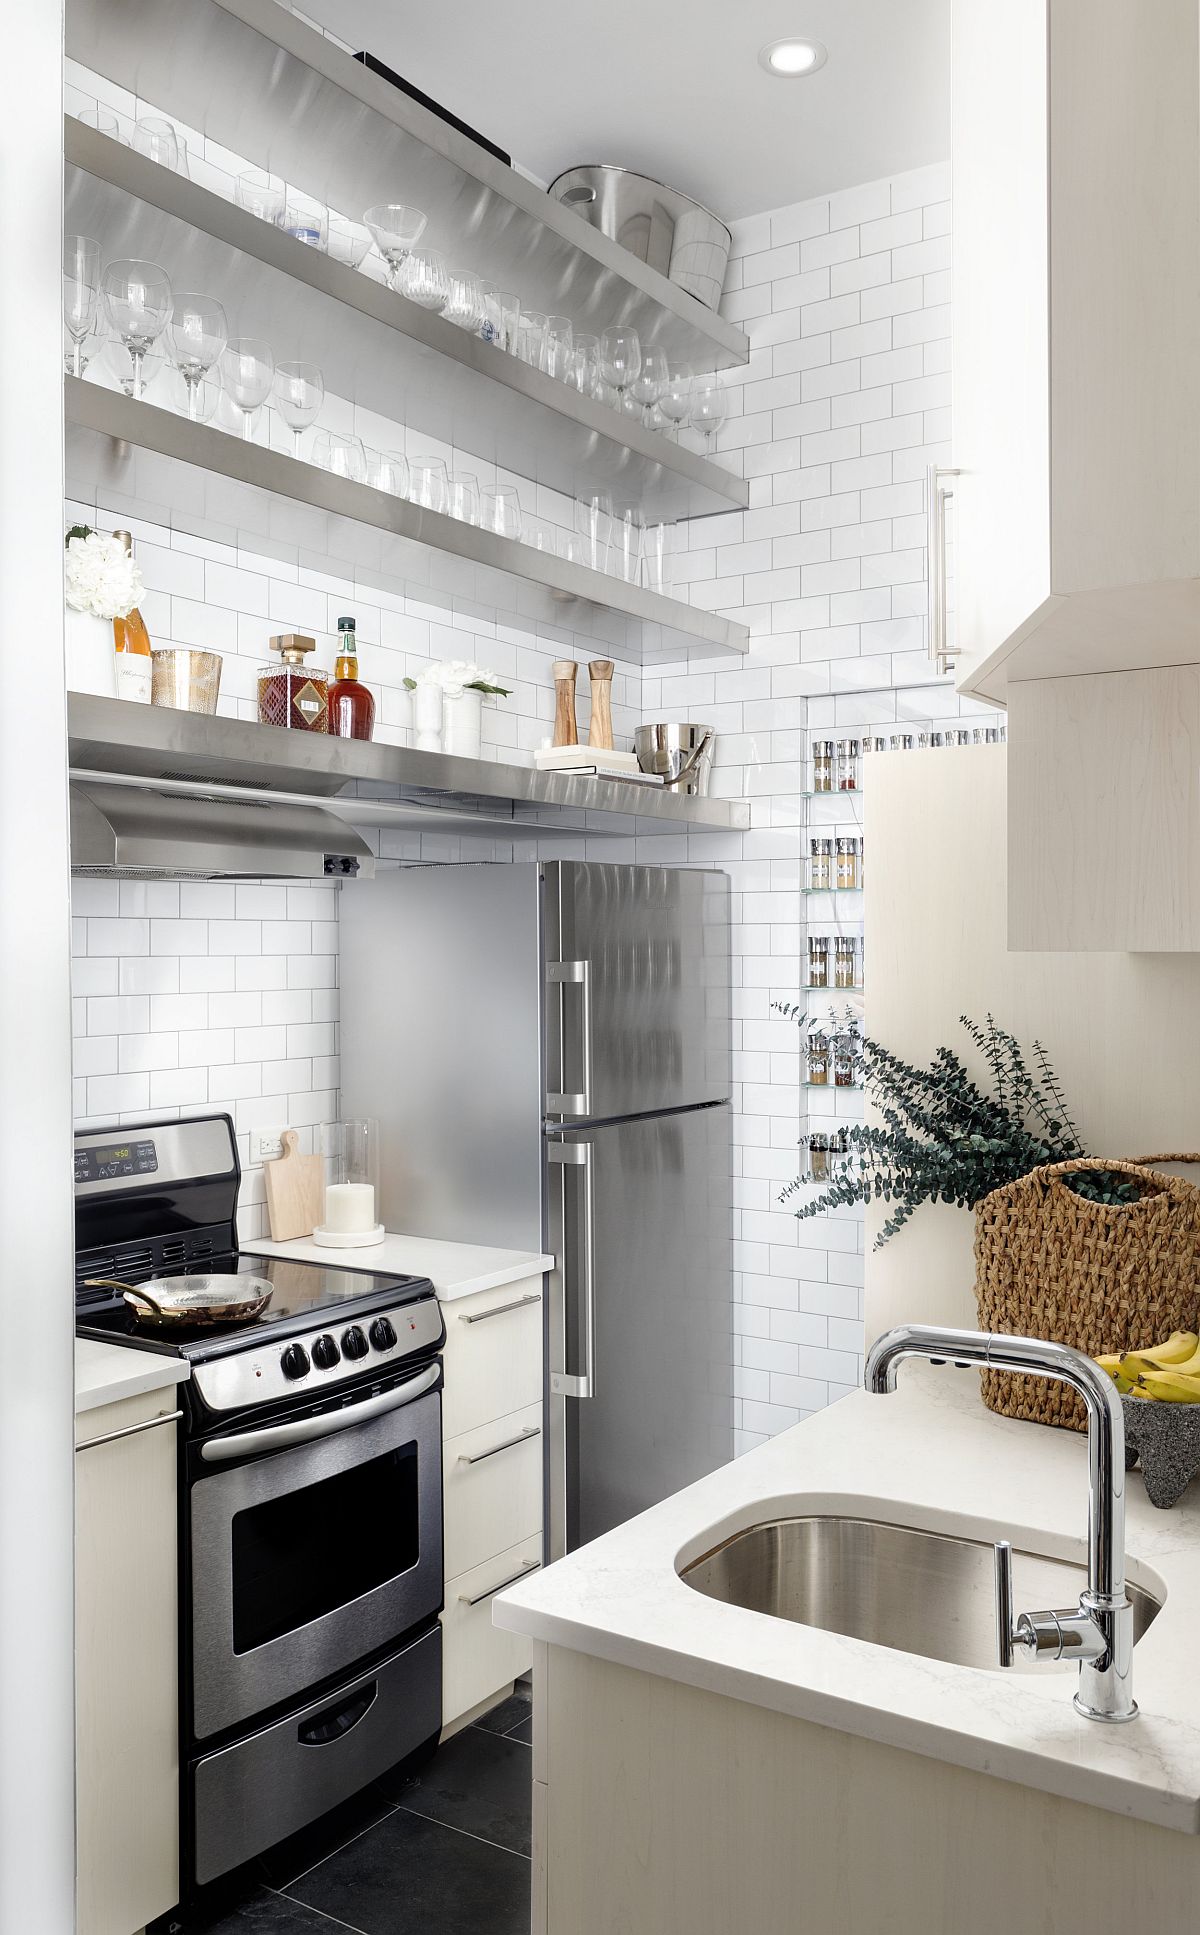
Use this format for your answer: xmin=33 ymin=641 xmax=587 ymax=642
xmin=327 ymin=215 xmax=372 ymax=269
xmin=575 ymin=490 xmax=613 ymax=572
xmin=312 ymin=430 xmax=367 ymax=482
xmin=64 ymin=234 xmax=102 ymax=379
xmin=77 ymin=106 xmax=123 ymax=141
xmin=542 ymin=315 xmax=574 ymax=382
xmin=611 ymin=504 xmax=645 ymax=583
xmin=691 ymin=374 xmax=728 ymax=454
xmin=659 ymin=361 xmax=694 ymax=437
xmin=165 ymin=292 xmax=228 ymax=420
xmin=558 ymin=529 xmax=589 ymax=566
xmin=477 ymin=282 xmax=499 ymax=342
xmin=274 ymin=360 xmax=324 ymax=456
xmin=599 ymin=327 xmax=642 ymax=408
xmin=236 ymin=169 xmax=285 ymax=225
xmin=525 ymin=515 xmax=557 ymax=554
xmin=449 ymin=471 xmax=481 ymax=524
xmin=102 ymin=334 xmax=165 ymax=398
xmin=483 ymin=290 xmax=521 ymax=354
xmin=133 ymin=116 xmax=188 ymax=175
xmin=363 ymin=204 xmax=428 ymax=287
xmin=101 ymin=259 xmax=172 ymax=401
xmin=282 ymin=196 xmax=328 ymax=250
xmin=517 ymin=312 xmax=547 ymax=366
xmin=220 ymin=337 xmax=275 ymax=440
xmin=442 ymin=270 xmax=486 ymax=332
xmin=409 ymin=457 xmax=450 ymax=514
xmin=641 ymin=521 xmax=672 ymax=594
xmin=368 ymin=448 xmax=409 ymax=496
xmin=631 ymin=347 xmax=669 ymax=429
xmin=482 ymin=486 xmax=523 ymax=541
xmin=400 ymin=248 xmax=450 ymax=311
xmin=164 ymin=365 xmax=218 ymax=421
xmin=569 ymin=333 xmax=603 ymax=400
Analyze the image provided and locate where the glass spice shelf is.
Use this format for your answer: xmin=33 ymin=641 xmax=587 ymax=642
xmin=805 ymin=983 xmax=865 ymax=995
xmin=802 ymin=885 xmax=865 ymax=896
xmin=804 ymin=1083 xmax=864 ymax=1093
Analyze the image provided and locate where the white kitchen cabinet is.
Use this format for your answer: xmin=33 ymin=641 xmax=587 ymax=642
xmin=76 ymin=1387 xmax=180 ymax=1935
xmin=440 ymin=1275 xmax=544 ymax=1730
xmin=950 ymin=0 xmax=1200 ymax=699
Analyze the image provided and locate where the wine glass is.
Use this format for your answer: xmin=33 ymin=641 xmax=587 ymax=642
xmin=691 ymin=375 xmax=728 ymax=455
xmin=274 ymin=361 xmax=324 ymax=456
xmin=165 ymin=293 xmax=228 ymax=421
xmin=598 ymin=327 xmax=642 ymax=410
xmin=363 ymin=204 xmax=428 ymax=288
xmin=101 ymin=260 xmax=172 ymax=401
xmin=133 ymin=116 xmax=188 ymax=176
xmin=64 ymin=235 xmax=102 ymax=378
xmin=400 ymin=249 xmax=450 ymax=311
xmin=236 ymin=169 xmax=285 ymax=225
xmin=658 ymin=361 xmax=694 ymax=439
xmin=220 ymin=337 xmax=275 ymax=440
xmin=102 ymin=333 xmax=166 ymax=399
xmin=631 ymin=347 xmax=669 ymax=429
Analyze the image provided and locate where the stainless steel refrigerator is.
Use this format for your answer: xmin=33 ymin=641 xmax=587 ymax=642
xmin=339 ymin=860 xmax=733 ymax=1555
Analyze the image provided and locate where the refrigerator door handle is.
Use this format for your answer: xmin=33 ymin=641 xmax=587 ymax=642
xmin=546 ymin=960 xmax=592 ymax=1117
xmin=548 ymin=1141 xmax=596 ymax=1399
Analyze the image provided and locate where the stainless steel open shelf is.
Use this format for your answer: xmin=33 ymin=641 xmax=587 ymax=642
xmin=65 ymin=378 xmax=750 ymax=666
xmin=67 ymin=694 xmax=751 ymax=835
xmin=67 ymin=0 xmax=749 ymax=371
xmin=66 ymin=122 xmax=748 ymax=522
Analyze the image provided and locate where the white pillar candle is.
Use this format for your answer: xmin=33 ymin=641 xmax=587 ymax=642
xmin=323 ymin=1181 xmax=376 ymax=1232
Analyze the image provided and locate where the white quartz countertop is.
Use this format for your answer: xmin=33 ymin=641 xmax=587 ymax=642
xmin=252 ymin=1231 xmax=553 ymax=1303
xmin=495 ymin=1362 xmax=1200 ymax=1833
xmin=75 ymin=1337 xmax=191 ymax=1415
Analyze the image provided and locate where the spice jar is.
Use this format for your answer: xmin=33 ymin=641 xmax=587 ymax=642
xmin=834 ymin=1034 xmax=857 ymax=1087
xmin=953 ymin=728 xmax=973 ymax=747
xmin=863 ymin=735 xmax=887 ymax=754
xmin=811 ymin=740 xmax=835 ymax=793
xmin=809 ymin=837 xmax=833 ymax=892
xmin=930 ymin=731 xmax=946 ymax=748
xmin=834 ymin=936 xmax=858 ymax=989
xmin=889 ymin=732 xmax=915 ymax=752
xmin=836 ymin=737 xmax=861 ymax=792
xmin=808 ymin=936 xmax=829 ymax=989
xmin=807 ymin=1033 xmax=830 ymax=1086
xmin=835 ymin=836 xmax=861 ymax=891
xmin=808 ymin=1133 xmax=830 ymax=1184
xmin=258 ymin=633 xmax=329 ymax=732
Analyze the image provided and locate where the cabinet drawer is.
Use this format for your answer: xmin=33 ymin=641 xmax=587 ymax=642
xmin=443 ymin=1401 xmax=542 ymax=1580
xmin=441 ymin=1533 xmax=541 ymax=1729
xmin=441 ymin=1275 xmax=544 ymax=1440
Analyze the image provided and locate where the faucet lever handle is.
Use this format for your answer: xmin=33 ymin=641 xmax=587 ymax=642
xmin=994 ymin=1539 xmax=1015 ymax=1669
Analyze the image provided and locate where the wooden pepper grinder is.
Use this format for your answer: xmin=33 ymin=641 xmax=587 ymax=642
xmin=552 ymin=659 xmax=579 ymax=746
xmin=587 ymin=659 xmax=614 ymax=750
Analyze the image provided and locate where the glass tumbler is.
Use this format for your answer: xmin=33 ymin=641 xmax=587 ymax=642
xmin=541 ymin=316 xmax=574 ymax=381
xmin=482 ymin=486 xmax=523 ymax=541
xmin=409 ymin=457 xmax=450 ymax=514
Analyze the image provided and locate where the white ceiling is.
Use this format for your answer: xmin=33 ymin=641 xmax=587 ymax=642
xmin=304 ymin=0 xmax=950 ymax=221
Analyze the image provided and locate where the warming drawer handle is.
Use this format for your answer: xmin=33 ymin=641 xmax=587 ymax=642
xmin=458 ymin=1425 xmax=541 ymax=1466
xmin=197 ymin=1362 xmax=440 ymax=1463
xmin=459 ymin=1559 xmax=541 ymax=1607
xmin=297 ymin=1681 xmax=378 ymax=1746
xmin=458 ymin=1292 xmax=542 ymax=1325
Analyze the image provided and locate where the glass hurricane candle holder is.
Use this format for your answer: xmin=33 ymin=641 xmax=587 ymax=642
xmin=315 ymin=1118 xmax=384 ymax=1248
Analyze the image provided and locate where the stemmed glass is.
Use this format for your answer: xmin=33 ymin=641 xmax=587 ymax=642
xmin=658 ymin=362 xmax=694 ymax=439
xmin=220 ymin=338 xmax=275 ymax=440
xmin=165 ymin=293 xmax=228 ymax=421
xmin=274 ymin=360 xmax=324 ymax=456
xmin=64 ymin=234 xmax=102 ymax=378
xmin=363 ymin=204 xmax=428 ymax=288
xmin=598 ymin=327 xmax=642 ymax=411
xmin=631 ymin=347 xmax=669 ymax=429
xmin=691 ymin=375 xmax=728 ymax=454
xmin=101 ymin=260 xmax=172 ymax=401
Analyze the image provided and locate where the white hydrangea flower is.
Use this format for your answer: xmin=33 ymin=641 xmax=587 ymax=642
xmin=64 ymin=529 xmax=144 ymax=621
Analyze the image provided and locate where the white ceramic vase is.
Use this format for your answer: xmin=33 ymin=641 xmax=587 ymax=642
xmin=442 ymin=687 xmax=483 ymax=759
xmin=412 ymin=682 xmax=443 ymax=752
xmin=64 ymin=605 xmax=117 ymax=699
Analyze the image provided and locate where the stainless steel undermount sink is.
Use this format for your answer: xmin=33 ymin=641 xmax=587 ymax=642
xmin=679 ymin=1516 xmax=1162 ymax=1674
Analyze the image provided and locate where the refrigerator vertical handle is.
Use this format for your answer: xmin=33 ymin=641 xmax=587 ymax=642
xmin=546 ymin=960 xmax=592 ymax=1117
xmin=548 ymin=1141 xmax=596 ymax=1399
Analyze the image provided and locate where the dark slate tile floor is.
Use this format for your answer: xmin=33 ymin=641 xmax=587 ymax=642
xmin=189 ymin=1687 xmax=533 ymax=1935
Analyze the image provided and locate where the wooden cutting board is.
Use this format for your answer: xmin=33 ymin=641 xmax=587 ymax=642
xmin=263 ymin=1130 xmax=323 ymax=1241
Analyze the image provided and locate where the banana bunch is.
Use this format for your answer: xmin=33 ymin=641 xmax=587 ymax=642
xmin=1096 ymin=1330 xmax=1200 ymax=1402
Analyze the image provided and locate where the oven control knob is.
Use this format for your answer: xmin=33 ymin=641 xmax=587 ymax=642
xmin=341 ymin=1326 xmax=369 ymax=1360
xmin=281 ymin=1343 xmax=310 ymax=1380
xmin=369 ymin=1316 xmax=397 ymax=1352
xmin=312 ymin=1333 xmax=340 ymax=1370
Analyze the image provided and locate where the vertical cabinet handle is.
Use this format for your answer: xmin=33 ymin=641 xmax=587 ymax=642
xmin=926 ymin=463 xmax=962 ymax=674
xmin=546 ymin=960 xmax=593 ymax=1117
xmin=548 ymin=1141 xmax=596 ymax=1399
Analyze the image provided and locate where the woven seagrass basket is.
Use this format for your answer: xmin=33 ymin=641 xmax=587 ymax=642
xmin=974 ymin=1156 xmax=1200 ymax=1432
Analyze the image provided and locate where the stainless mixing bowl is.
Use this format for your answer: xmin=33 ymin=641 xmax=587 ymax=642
xmin=633 ymin=723 xmax=716 ymax=795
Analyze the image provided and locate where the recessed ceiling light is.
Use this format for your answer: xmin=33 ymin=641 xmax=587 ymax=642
xmin=758 ymin=36 xmax=828 ymax=77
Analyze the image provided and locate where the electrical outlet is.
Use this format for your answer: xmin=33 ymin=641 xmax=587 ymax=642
xmin=250 ymin=1128 xmax=285 ymax=1165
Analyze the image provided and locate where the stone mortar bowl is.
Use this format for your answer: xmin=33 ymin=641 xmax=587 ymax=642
xmin=1121 ymin=1391 xmax=1200 ymax=1508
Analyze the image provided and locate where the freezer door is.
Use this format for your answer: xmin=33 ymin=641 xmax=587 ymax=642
xmin=547 ymin=1105 xmax=732 ymax=1555
xmin=545 ymin=861 xmax=730 ymax=1122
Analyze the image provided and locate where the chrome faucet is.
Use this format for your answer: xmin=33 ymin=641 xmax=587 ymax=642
xmin=864 ymin=1324 xmax=1137 ymax=1723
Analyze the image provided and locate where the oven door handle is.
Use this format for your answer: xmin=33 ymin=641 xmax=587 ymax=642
xmin=198 ymin=1362 xmax=440 ymax=1464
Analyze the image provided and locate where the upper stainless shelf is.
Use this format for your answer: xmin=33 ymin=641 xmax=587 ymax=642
xmin=67 ymin=0 xmax=749 ymax=371
xmin=65 ymin=378 xmax=749 ymax=665
xmin=66 ymin=122 xmax=748 ymax=522
xmin=67 ymin=694 xmax=751 ymax=835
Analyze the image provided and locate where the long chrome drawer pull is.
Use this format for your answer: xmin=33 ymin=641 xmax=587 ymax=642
xmin=76 ymin=1408 xmax=182 ymax=1452
xmin=459 ymin=1426 xmax=541 ymax=1465
xmin=458 ymin=1292 xmax=542 ymax=1324
xmin=199 ymin=1363 xmax=439 ymax=1463
xmin=459 ymin=1559 xmax=541 ymax=1607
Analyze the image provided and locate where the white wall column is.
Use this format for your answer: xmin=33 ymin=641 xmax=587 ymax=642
xmin=0 ymin=6 xmax=77 ymax=1927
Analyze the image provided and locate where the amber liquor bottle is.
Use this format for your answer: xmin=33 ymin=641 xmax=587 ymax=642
xmin=328 ymin=616 xmax=375 ymax=741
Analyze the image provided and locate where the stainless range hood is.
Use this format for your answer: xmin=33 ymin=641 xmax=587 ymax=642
xmin=69 ymin=779 xmax=374 ymax=880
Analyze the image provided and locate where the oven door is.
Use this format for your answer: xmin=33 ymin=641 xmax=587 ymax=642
xmin=189 ymin=1361 xmax=443 ymax=1742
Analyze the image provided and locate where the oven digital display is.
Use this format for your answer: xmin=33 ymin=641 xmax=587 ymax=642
xmin=74 ymin=1139 xmax=159 ymax=1184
